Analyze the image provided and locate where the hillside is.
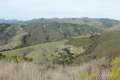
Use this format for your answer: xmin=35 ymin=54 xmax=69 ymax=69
xmin=0 ymin=30 xmax=120 ymax=65
xmin=0 ymin=18 xmax=119 ymax=63
xmin=0 ymin=18 xmax=120 ymax=80
xmin=92 ymin=31 xmax=120 ymax=59
xmin=0 ymin=18 xmax=119 ymax=52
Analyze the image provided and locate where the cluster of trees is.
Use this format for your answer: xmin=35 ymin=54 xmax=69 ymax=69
xmin=0 ymin=53 xmax=32 ymax=63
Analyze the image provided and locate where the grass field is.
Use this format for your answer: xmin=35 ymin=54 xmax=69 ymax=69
xmin=92 ymin=31 xmax=120 ymax=58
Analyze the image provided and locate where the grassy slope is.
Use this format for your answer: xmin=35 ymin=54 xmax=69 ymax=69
xmin=0 ymin=18 xmax=119 ymax=52
xmin=1 ymin=40 xmax=66 ymax=63
xmin=66 ymin=31 xmax=120 ymax=62
xmin=92 ymin=31 xmax=120 ymax=58
xmin=1 ymin=30 xmax=120 ymax=64
xmin=1 ymin=37 xmax=85 ymax=64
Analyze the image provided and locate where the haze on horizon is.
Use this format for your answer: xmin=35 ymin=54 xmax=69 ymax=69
xmin=0 ymin=0 xmax=120 ymax=20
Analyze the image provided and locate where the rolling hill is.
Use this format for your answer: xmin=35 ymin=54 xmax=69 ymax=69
xmin=0 ymin=18 xmax=120 ymax=65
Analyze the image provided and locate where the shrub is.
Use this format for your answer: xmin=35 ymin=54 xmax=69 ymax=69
xmin=108 ymin=56 xmax=120 ymax=80
xmin=54 ymin=47 xmax=74 ymax=65
xmin=2 ymin=53 xmax=33 ymax=63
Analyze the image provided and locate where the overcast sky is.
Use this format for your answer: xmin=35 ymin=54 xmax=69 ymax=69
xmin=0 ymin=0 xmax=120 ymax=20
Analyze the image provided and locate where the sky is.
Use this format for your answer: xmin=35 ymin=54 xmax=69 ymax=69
xmin=0 ymin=0 xmax=120 ymax=20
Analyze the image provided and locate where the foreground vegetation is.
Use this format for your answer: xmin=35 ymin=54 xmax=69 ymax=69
xmin=0 ymin=56 xmax=119 ymax=80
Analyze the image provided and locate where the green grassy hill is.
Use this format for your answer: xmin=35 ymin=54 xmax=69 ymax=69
xmin=65 ymin=31 xmax=120 ymax=63
xmin=92 ymin=31 xmax=120 ymax=59
xmin=0 ymin=18 xmax=119 ymax=52
xmin=1 ymin=40 xmax=66 ymax=63
xmin=1 ymin=31 xmax=120 ymax=64
xmin=0 ymin=18 xmax=120 ymax=65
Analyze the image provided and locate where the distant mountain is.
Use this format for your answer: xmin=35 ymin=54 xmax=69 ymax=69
xmin=0 ymin=19 xmax=18 ymax=24
xmin=25 ymin=18 xmax=119 ymax=27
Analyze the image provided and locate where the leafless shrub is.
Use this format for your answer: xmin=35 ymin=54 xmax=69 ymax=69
xmin=0 ymin=60 xmax=110 ymax=80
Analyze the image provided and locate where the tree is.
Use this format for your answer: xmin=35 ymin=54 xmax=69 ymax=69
xmin=54 ymin=47 xmax=74 ymax=65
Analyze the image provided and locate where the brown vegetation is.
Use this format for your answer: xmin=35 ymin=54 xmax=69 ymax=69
xmin=0 ymin=58 xmax=110 ymax=80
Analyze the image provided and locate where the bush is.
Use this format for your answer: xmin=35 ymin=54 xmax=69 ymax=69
xmin=54 ymin=47 xmax=74 ymax=65
xmin=108 ymin=56 xmax=120 ymax=80
xmin=2 ymin=53 xmax=33 ymax=63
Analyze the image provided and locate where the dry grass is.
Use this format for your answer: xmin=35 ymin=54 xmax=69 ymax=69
xmin=0 ymin=60 xmax=110 ymax=80
xmin=0 ymin=62 xmax=78 ymax=80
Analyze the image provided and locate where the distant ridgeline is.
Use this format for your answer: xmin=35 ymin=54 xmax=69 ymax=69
xmin=0 ymin=18 xmax=119 ymax=52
